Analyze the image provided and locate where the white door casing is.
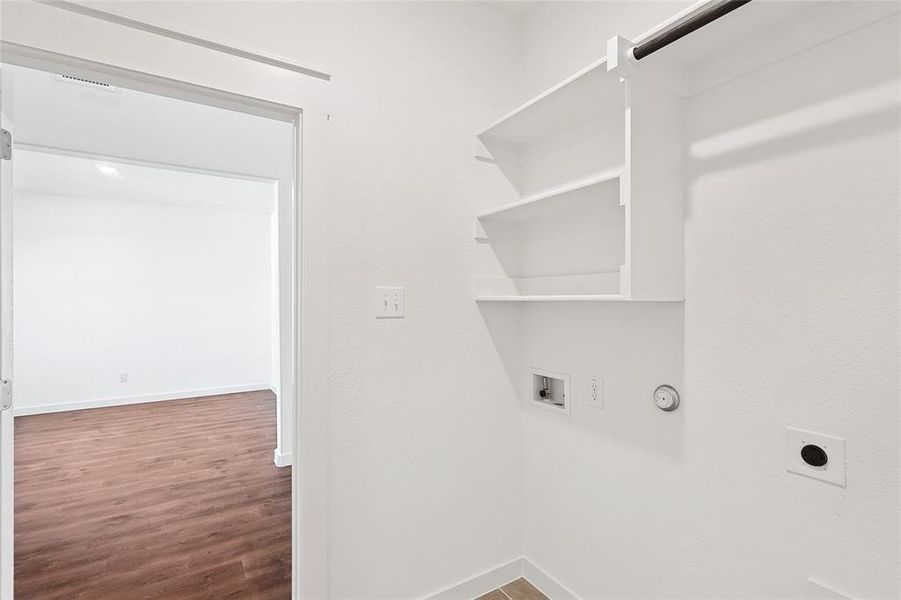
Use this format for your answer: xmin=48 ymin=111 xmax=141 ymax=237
xmin=0 ymin=65 xmax=16 ymax=600
xmin=0 ymin=37 xmax=331 ymax=597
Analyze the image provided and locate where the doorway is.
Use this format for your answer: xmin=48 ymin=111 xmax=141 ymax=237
xmin=1 ymin=60 xmax=300 ymax=598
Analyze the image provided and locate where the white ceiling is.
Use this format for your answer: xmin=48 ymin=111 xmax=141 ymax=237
xmin=489 ymin=1 xmax=540 ymax=19
xmin=10 ymin=64 xmax=293 ymax=184
xmin=640 ymin=1 xmax=822 ymax=65
xmin=14 ymin=149 xmax=277 ymax=214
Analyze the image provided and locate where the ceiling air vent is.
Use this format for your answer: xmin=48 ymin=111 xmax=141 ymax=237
xmin=56 ymin=74 xmax=117 ymax=92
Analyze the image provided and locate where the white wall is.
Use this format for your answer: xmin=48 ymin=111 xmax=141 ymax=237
xmin=517 ymin=4 xmax=900 ymax=599
xmin=0 ymin=2 xmax=528 ymax=597
xmin=13 ymin=179 xmax=275 ymax=412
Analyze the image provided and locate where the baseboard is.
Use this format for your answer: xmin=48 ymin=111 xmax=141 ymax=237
xmin=12 ymin=384 xmax=273 ymax=416
xmin=423 ymin=557 xmax=578 ymax=600
xmin=521 ymin=557 xmax=580 ymax=600
xmin=273 ymin=448 xmax=293 ymax=468
xmin=425 ymin=557 xmax=524 ymax=600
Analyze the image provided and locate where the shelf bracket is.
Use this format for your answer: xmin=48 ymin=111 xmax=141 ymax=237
xmin=473 ymin=219 xmax=489 ymax=243
xmin=474 ymin=138 xmax=496 ymax=164
xmin=606 ymin=35 xmax=687 ymax=97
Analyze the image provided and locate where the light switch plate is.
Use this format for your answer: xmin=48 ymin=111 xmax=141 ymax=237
xmin=785 ymin=427 xmax=846 ymax=487
xmin=375 ymin=286 xmax=405 ymax=319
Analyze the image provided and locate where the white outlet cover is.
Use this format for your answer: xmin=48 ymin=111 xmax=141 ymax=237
xmin=584 ymin=375 xmax=604 ymax=409
xmin=785 ymin=427 xmax=846 ymax=487
xmin=375 ymin=286 xmax=405 ymax=319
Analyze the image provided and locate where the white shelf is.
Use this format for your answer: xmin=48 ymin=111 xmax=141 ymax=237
xmin=477 ymin=57 xmax=623 ymax=145
xmin=474 ymin=272 xmax=622 ymax=299
xmin=474 ymin=30 xmax=685 ymax=303
xmin=475 ymin=294 xmax=627 ymax=303
xmin=469 ymin=3 xmax=893 ymax=303
xmin=476 ymin=167 xmax=623 ymax=224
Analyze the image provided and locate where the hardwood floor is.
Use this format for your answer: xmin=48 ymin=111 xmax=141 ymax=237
xmin=14 ymin=391 xmax=291 ymax=600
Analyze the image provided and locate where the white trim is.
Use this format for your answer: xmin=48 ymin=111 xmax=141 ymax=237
xmin=296 ymin=89 xmax=331 ymax=600
xmin=0 ymin=42 xmax=302 ymax=122
xmin=0 ymin=65 xmax=14 ymax=600
xmin=12 ymin=384 xmax=273 ymax=416
xmin=423 ymin=557 xmax=580 ymax=600
xmin=273 ymin=449 xmax=293 ymax=468
xmin=32 ymin=0 xmax=332 ymax=81
xmin=424 ymin=558 xmax=523 ymax=600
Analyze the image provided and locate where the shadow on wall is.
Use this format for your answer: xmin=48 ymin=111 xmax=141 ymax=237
xmin=687 ymin=17 xmax=900 ymax=180
xmin=477 ymin=302 xmax=526 ymax=400
xmin=479 ymin=302 xmax=686 ymax=460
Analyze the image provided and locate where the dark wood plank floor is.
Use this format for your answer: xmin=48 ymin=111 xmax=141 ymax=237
xmin=14 ymin=390 xmax=291 ymax=600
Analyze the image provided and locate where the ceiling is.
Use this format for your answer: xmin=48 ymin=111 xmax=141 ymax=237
xmin=14 ymin=149 xmax=277 ymax=214
xmin=10 ymin=64 xmax=294 ymax=184
xmin=489 ymin=1 xmax=541 ymax=19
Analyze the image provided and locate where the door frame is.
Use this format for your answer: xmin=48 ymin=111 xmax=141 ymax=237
xmin=0 ymin=42 xmax=330 ymax=600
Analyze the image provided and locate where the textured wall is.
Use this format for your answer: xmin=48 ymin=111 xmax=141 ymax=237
xmin=518 ymin=4 xmax=900 ymax=598
xmin=67 ymin=2 xmax=527 ymax=596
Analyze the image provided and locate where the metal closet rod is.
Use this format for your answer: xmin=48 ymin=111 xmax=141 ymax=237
xmin=632 ymin=0 xmax=753 ymax=61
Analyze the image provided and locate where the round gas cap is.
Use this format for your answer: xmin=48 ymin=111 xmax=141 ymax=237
xmin=654 ymin=385 xmax=679 ymax=412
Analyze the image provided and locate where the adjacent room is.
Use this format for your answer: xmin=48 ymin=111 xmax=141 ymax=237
xmin=6 ymin=65 xmax=297 ymax=598
xmin=0 ymin=1 xmax=898 ymax=600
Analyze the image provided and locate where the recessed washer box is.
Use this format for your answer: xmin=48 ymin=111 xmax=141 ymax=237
xmin=785 ymin=427 xmax=846 ymax=487
xmin=529 ymin=368 xmax=570 ymax=415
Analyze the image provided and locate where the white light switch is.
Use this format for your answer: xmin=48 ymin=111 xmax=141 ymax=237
xmin=375 ymin=287 xmax=405 ymax=319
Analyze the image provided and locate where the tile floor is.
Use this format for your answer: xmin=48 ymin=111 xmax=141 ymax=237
xmin=478 ymin=578 xmax=549 ymax=600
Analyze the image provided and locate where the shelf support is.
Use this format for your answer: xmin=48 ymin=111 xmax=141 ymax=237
xmin=606 ymin=35 xmax=686 ymax=97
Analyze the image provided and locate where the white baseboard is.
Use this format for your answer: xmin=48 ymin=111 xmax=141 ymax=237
xmin=423 ymin=557 xmax=578 ymax=600
xmin=425 ymin=558 xmax=523 ymax=600
xmin=521 ymin=557 xmax=579 ymax=600
xmin=273 ymin=448 xmax=293 ymax=467
xmin=12 ymin=383 xmax=273 ymax=416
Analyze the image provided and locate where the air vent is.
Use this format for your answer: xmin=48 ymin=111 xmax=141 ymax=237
xmin=57 ymin=74 xmax=116 ymax=92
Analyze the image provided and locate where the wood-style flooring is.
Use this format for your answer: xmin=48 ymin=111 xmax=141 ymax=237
xmin=14 ymin=390 xmax=291 ymax=600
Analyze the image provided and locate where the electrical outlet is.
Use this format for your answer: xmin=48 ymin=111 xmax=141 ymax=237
xmin=375 ymin=287 xmax=405 ymax=319
xmin=119 ymin=372 xmax=128 ymax=384
xmin=785 ymin=427 xmax=846 ymax=487
xmin=585 ymin=375 xmax=604 ymax=408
